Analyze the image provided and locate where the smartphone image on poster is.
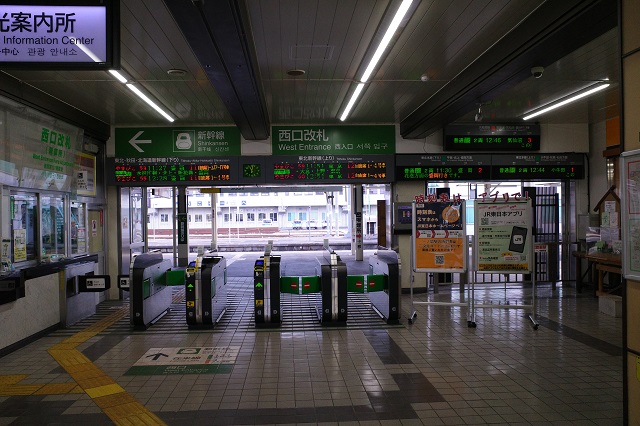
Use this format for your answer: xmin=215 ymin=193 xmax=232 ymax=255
xmin=509 ymin=226 xmax=528 ymax=253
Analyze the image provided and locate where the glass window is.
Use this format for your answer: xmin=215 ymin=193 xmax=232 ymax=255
xmin=160 ymin=214 xmax=169 ymax=223
xmin=206 ymin=214 xmax=211 ymax=222
xmin=70 ymin=201 xmax=87 ymax=255
xmin=235 ymin=214 xmax=243 ymax=222
xmin=270 ymin=213 xmax=278 ymax=221
xmin=258 ymin=213 xmax=266 ymax=220
xmin=9 ymin=192 xmax=37 ymax=263
xmin=195 ymin=214 xmax=203 ymax=223
xmin=247 ymin=213 xmax=255 ymax=221
xmin=41 ymin=194 xmax=65 ymax=257
xmin=223 ymin=214 xmax=231 ymax=222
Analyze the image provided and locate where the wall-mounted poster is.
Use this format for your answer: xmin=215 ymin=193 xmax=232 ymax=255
xmin=621 ymin=149 xmax=640 ymax=280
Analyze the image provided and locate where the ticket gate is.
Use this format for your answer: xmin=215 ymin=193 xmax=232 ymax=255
xmin=316 ymin=250 xmax=348 ymax=325
xmin=186 ymin=254 xmax=227 ymax=328
xmin=367 ymin=250 xmax=401 ymax=324
xmin=130 ymin=252 xmax=173 ymax=330
xmin=254 ymin=246 xmax=281 ymax=328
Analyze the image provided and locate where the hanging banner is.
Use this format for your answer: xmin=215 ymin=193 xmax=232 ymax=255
xmin=474 ymin=199 xmax=532 ymax=273
xmin=412 ymin=199 xmax=466 ymax=272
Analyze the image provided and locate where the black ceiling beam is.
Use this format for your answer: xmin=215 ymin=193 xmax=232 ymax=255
xmin=400 ymin=0 xmax=618 ymax=139
xmin=163 ymin=0 xmax=269 ymax=140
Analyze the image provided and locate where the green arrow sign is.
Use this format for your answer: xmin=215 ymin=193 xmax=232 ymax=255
xmin=115 ymin=127 xmax=241 ymax=158
xmin=255 ymin=282 xmax=263 ymax=288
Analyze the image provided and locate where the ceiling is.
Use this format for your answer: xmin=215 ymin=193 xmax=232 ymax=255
xmin=0 ymin=0 xmax=620 ymax=142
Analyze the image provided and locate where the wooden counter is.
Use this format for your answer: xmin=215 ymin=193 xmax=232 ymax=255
xmin=572 ymin=251 xmax=621 ymax=296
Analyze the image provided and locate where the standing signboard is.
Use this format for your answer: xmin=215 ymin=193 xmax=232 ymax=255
xmin=474 ymin=199 xmax=532 ymax=273
xmin=411 ymin=198 xmax=466 ymax=273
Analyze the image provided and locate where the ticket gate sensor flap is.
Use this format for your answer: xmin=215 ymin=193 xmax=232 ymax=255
xmin=368 ymin=250 xmax=401 ymax=324
xmin=254 ymin=254 xmax=281 ymax=327
xmin=130 ymin=252 xmax=173 ymax=330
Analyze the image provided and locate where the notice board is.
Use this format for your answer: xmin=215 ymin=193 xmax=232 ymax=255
xmin=411 ymin=200 xmax=466 ymax=273
xmin=474 ymin=199 xmax=532 ymax=273
xmin=621 ymin=149 xmax=640 ymax=281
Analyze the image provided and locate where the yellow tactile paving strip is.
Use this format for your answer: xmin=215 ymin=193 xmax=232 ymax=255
xmin=1 ymin=305 xmax=170 ymax=425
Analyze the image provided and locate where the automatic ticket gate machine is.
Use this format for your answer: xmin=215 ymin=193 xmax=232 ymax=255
xmin=130 ymin=252 xmax=173 ymax=330
xmin=185 ymin=253 xmax=227 ymax=328
xmin=367 ymin=250 xmax=401 ymax=325
xmin=316 ymin=250 xmax=348 ymax=325
xmin=254 ymin=244 xmax=281 ymax=328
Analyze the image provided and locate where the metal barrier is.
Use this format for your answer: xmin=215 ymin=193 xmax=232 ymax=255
xmin=254 ymin=242 xmax=281 ymax=327
xmin=130 ymin=252 xmax=173 ymax=330
xmin=367 ymin=250 xmax=401 ymax=324
xmin=186 ymin=253 xmax=227 ymax=328
xmin=316 ymin=250 xmax=347 ymax=325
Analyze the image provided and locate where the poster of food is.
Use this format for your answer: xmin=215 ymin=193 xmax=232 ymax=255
xmin=412 ymin=200 xmax=466 ymax=272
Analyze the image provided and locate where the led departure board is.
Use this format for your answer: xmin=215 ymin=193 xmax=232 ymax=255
xmin=268 ymin=155 xmax=393 ymax=183
xmin=396 ymin=154 xmax=491 ymax=181
xmin=491 ymin=154 xmax=585 ymax=180
xmin=444 ymin=124 xmax=540 ymax=151
xmin=111 ymin=157 xmax=237 ymax=185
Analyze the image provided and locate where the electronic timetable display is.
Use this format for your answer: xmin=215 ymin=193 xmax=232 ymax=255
xmin=491 ymin=154 xmax=585 ymax=180
xmin=396 ymin=154 xmax=491 ymax=181
xmin=112 ymin=157 xmax=237 ymax=185
xmin=267 ymin=155 xmax=393 ymax=183
xmin=444 ymin=124 xmax=541 ymax=151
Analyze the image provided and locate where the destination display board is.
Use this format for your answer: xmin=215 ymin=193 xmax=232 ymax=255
xmin=396 ymin=154 xmax=491 ymax=181
xmin=444 ymin=124 xmax=540 ymax=151
xmin=112 ymin=157 xmax=237 ymax=186
xmin=491 ymin=154 xmax=584 ymax=180
xmin=267 ymin=155 xmax=393 ymax=183
xmin=0 ymin=1 xmax=119 ymax=69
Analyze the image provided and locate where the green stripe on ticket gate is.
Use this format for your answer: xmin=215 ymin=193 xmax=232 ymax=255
xmin=367 ymin=274 xmax=385 ymax=292
xmin=301 ymin=276 xmax=320 ymax=294
xmin=347 ymin=275 xmax=365 ymax=293
xmin=280 ymin=276 xmax=299 ymax=294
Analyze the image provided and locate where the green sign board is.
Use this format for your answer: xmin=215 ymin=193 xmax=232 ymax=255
xmin=272 ymin=125 xmax=395 ymax=155
xmin=115 ymin=127 xmax=241 ymax=158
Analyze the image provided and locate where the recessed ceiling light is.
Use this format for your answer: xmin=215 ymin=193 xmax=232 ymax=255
xmin=167 ymin=69 xmax=187 ymax=76
xmin=286 ymin=69 xmax=306 ymax=77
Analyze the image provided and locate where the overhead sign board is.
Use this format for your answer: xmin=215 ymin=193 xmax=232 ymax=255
xmin=444 ymin=124 xmax=540 ymax=151
xmin=0 ymin=1 xmax=119 ymax=69
xmin=396 ymin=154 xmax=491 ymax=181
xmin=272 ymin=125 xmax=395 ymax=156
xmin=114 ymin=127 xmax=241 ymax=158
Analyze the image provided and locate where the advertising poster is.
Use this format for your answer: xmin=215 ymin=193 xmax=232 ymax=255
xmin=621 ymin=151 xmax=640 ymax=280
xmin=474 ymin=200 xmax=532 ymax=273
xmin=412 ymin=200 xmax=466 ymax=272
xmin=13 ymin=228 xmax=27 ymax=262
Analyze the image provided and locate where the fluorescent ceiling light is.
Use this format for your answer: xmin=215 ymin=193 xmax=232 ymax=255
xmin=339 ymin=83 xmax=365 ymax=122
xmin=109 ymin=70 xmax=128 ymax=84
xmin=126 ymin=83 xmax=175 ymax=122
xmin=523 ymin=82 xmax=610 ymax=120
xmin=339 ymin=0 xmax=414 ymax=121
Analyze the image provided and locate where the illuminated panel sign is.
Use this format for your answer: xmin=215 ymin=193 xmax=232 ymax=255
xmin=395 ymin=154 xmax=491 ymax=181
xmin=491 ymin=154 xmax=585 ymax=180
xmin=268 ymin=155 xmax=393 ymax=183
xmin=112 ymin=157 xmax=237 ymax=186
xmin=0 ymin=1 xmax=119 ymax=69
xmin=444 ymin=124 xmax=540 ymax=151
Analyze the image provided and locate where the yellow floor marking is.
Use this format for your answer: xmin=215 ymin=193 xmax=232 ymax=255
xmin=45 ymin=306 xmax=166 ymax=425
xmin=0 ymin=375 xmax=27 ymax=385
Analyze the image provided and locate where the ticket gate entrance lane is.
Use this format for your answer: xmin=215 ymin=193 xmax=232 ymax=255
xmin=254 ymin=253 xmax=281 ymax=327
xmin=130 ymin=252 xmax=173 ymax=330
xmin=316 ymin=251 xmax=348 ymax=325
xmin=186 ymin=254 xmax=227 ymax=329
